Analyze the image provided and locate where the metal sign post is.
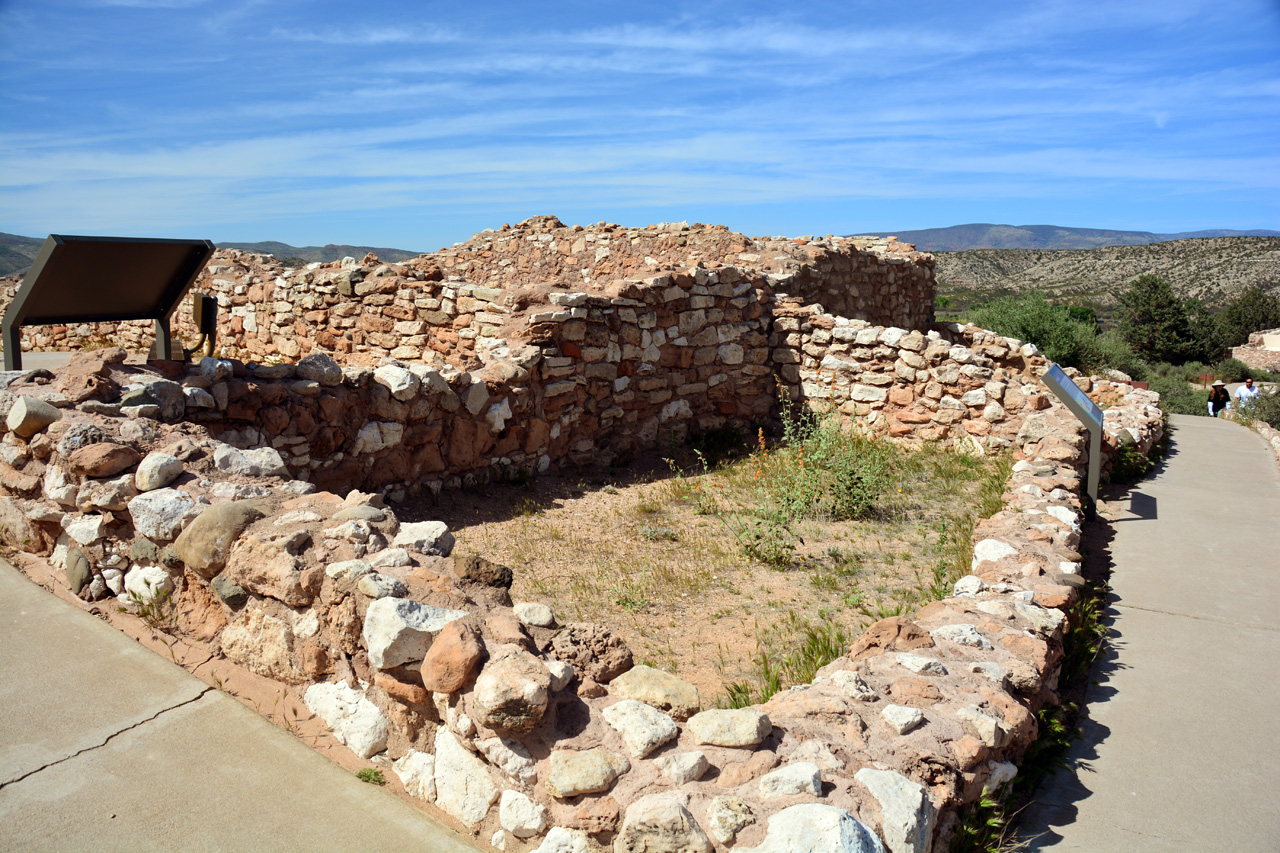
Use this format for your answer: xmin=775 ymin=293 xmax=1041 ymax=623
xmin=1042 ymin=362 xmax=1105 ymax=512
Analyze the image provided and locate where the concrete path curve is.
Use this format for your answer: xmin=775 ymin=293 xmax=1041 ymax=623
xmin=0 ymin=559 xmax=480 ymax=852
xmin=1020 ymin=414 xmax=1280 ymax=851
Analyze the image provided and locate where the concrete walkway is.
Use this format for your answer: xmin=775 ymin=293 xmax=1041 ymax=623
xmin=1020 ymin=414 xmax=1280 ymax=851
xmin=0 ymin=560 xmax=479 ymax=852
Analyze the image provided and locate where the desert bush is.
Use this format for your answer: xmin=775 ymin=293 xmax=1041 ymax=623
xmin=1216 ymin=283 xmax=1280 ymax=347
xmin=1236 ymin=391 xmax=1280 ymax=430
xmin=968 ymin=292 xmax=1102 ymax=371
xmin=1094 ymin=329 xmax=1150 ymax=380
xmin=1148 ymin=374 xmax=1209 ymax=416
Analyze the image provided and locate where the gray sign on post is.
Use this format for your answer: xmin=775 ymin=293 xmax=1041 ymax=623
xmin=1042 ymin=362 xmax=1104 ymax=505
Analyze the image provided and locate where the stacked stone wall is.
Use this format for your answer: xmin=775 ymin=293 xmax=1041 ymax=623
xmin=1230 ymin=327 xmax=1280 ymax=373
xmin=0 ymin=216 xmax=934 ymax=365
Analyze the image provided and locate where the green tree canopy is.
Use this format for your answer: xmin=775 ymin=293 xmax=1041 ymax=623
xmin=1115 ymin=274 xmax=1221 ymax=364
xmin=1216 ymin=284 xmax=1280 ymax=348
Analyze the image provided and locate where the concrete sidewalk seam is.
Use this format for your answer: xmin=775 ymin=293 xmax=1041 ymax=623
xmin=1112 ymin=603 xmax=1280 ymax=632
xmin=0 ymin=685 xmax=214 ymax=791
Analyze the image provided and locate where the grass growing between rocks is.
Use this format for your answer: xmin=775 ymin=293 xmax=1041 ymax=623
xmin=436 ymin=411 xmax=1009 ymax=700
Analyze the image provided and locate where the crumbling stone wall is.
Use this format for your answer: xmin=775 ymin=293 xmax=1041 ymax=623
xmin=1231 ymin=328 xmax=1280 ymax=373
xmin=0 ymin=216 xmax=934 ymax=365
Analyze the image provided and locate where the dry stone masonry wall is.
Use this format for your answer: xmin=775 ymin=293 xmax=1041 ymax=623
xmin=0 ymin=217 xmax=1166 ymax=852
xmin=1231 ymin=327 xmax=1280 ymax=374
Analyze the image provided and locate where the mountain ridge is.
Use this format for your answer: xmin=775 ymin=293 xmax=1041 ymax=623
xmin=864 ymin=223 xmax=1280 ymax=252
xmin=0 ymin=233 xmax=424 ymax=277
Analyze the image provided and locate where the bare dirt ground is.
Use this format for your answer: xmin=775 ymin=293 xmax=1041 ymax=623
xmin=403 ymin=441 xmax=1007 ymax=703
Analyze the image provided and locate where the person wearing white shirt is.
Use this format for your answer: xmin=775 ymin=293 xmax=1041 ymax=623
xmin=1234 ymin=377 xmax=1261 ymax=407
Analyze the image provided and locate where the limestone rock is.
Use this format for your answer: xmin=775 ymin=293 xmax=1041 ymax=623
xmin=971 ymin=539 xmax=1017 ymax=569
xmin=603 ymin=699 xmax=678 ymax=758
xmin=654 ymin=751 xmax=709 ymax=785
xmin=608 ymin=664 xmax=700 ymax=720
xmin=62 ymin=513 xmax=108 ymax=546
xmin=513 ymin=601 xmax=555 ymax=628
xmin=127 ymin=488 xmax=200 ymax=541
xmin=374 ymin=364 xmax=421 ymax=401
xmin=615 ymin=793 xmax=712 ymax=853
xmin=531 ymin=828 xmax=589 ymax=853
xmin=304 ymin=681 xmax=388 ymax=758
xmin=739 ymin=803 xmax=885 ymax=853
xmin=76 ymin=473 xmax=138 ymax=512
xmin=356 ymin=572 xmax=408 ymax=598
xmin=433 ymin=728 xmax=500 ymax=827
xmin=362 ymin=597 xmax=468 ymax=669
xmin=222 ymin=532 xmax=313 ymax=607
xmin=500 ymin=789 xmax=548 ymax=838
xmin=393 ymin=520 xmax=455 ymax=556
xmin=212 ymin=444 xmax=288 ymax=478
xmin=473 ymin=647 xmax=551 ymax=734
xmin=135 ymin=452 xmax=184 ymax=491
xmin=759 ymin=762 xmax=822 ymax=799
xmin=546 ymin=748 xmax=629 ymax=798
xmin=476 ymin=736 xmax=538 ymax=785
xmin=896 ymin=653 xmax=947 ymax=676
xmin=930 ymin=623 xmax=993 ymax=650
xmin=68 ymin=443 xmax=141 ymax=478
xmin=706 ymin=796 xmax=755 ymax=844
xmin=221 ymin=604 xmax=304 ymax=683
xmin=882 ymin=704 xmax=925 ymax=735
xmin=551 ymin=622 xmax=634 ymax=683
xmin=122 ymin=565 xmax=173 ymax=604
xmin=392 ymin=750 xmax=436 ymax=801
xmin=854 ymin=768 xmax=934 ymax=853
xmin=420 ymin=619 xmax=485 ymax=693
xmin=956 ymin=706 xmax=1009 ymax=748
xmin=687 ymin=708 xmax=771 ymax=747
xmin=172 ymin=500 xmax=268 ymax=578
xmin=545 ymin=658 xmax=575 ymax=692
xmin=7 ymin=396 xmax=61 ymax=438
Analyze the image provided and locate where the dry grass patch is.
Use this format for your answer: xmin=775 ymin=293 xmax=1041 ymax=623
xmin=417 ymin=414 xmax=1009 ymax=703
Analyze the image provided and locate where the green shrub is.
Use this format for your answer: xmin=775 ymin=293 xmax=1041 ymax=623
xmin=1148 ymin=375 xmax=1209 ymax=416
xmin=1216 ymin=357 xmax=1260 ymax=383
xmin=968 ymin=292 xmax=1102 ymax=371
xmin=1095 ymin=329 xmax=1150 ymax=380
xmin=1237 ymin=392 xmax=1280 ymax=430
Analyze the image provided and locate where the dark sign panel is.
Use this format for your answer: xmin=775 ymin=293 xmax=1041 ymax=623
xmin=2 ymin=235 xmax=215 ymax=370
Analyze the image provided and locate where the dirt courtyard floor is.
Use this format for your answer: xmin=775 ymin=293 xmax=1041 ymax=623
xmin=402 ymin=442 xmax=1007 ymax=703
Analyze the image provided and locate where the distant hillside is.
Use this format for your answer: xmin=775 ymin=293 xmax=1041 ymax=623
xmin=0 ymin=233 xmax=423 ymax=276
xmin=870 ymin=223 xmax=1280 ymax=252
xmin=0 ymin=233 xmax=45 ymax=276
xmin=935 ymin=236 xmax=1280 ymax=314
xmin=216 ymin=241 xmax=422 ymax=264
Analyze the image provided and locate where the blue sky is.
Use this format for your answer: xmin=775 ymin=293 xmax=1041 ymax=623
xmin=1 ymin=0 xmax=1277 ymax=251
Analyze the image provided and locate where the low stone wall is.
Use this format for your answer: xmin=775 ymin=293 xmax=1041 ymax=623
xmin=0 ymin=337 xmax=1163 ymax=852
xmin=1231 ymin=328 xmax=1280 ymax=373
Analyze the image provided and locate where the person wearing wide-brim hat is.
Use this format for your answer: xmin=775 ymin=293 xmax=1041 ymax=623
xmin=1208 ymin=380 xmax=1231 ymax=417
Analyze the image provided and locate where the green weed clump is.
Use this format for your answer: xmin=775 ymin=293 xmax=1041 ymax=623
xmin=355 ymin=768 xmax=386 ymax=785
xmin=721 ymin=611 xmax=853 ymax=707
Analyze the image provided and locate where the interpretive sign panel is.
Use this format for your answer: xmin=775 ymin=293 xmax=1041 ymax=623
xmin=2 ymin=235 xmax=214 ymax=370
xmin=1043 ymin=362 xmax=1104 ymax=504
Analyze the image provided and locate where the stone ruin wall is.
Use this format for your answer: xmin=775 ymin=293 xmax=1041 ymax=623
xmin=0 ymin=215 xmax=935 ymax=368
xmin=1231 ymin=327 xmax=1280 ymax=373
xmin=0 ymin=217 xmax=1169 ymax=852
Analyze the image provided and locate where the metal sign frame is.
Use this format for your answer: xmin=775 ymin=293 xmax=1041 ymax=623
xmin=1042 ymin=362 xmax=1105 ymax=504
xmin=2 ymin=234 xmax=215 ymax=370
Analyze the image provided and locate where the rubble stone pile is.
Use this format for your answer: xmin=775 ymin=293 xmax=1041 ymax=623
xmin=0 ymin=217 xmax=1166 ymax=852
